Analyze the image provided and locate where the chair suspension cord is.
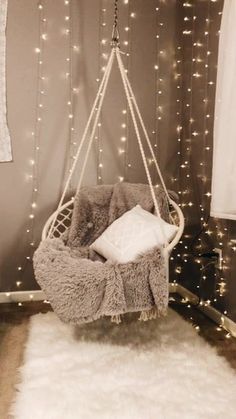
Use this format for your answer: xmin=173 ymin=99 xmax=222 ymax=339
xmin=48 ymin=49 xmax=115 ymax=237
xmin=120 ymin=60 xmax=172 ymax=205
xmin=76 ymin=50 xmax=115 ymax=194
xmin=117 ymin=50 xmax=175 ymax=225
xmin=116 ymin=49 xmax=168 ymax=246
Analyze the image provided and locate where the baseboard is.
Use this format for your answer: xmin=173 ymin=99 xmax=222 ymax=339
xmin=0 ymin=284 xmax=194 ymax=304
xmin=0 ymin=290 xmax=46 ymax=303
xmin=0 ymin=285 xmax=235 ymax=337
xmin=198 ymin=301 xmax=236 ymax=338
xmin=173 ymin=285 xmax=236 ymax=338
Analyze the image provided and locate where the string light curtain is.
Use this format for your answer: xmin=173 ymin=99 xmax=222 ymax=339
xmin=0 ymin=0 xmax=12 ymax=162
xmin=211 ymin=0 xmax=236 ymax=220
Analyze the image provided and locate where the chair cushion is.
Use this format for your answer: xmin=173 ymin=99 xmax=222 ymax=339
xmin=90 ymin=205 xmax=178 ymax=263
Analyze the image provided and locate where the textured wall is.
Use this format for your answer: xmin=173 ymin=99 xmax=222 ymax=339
xmin=0 ymin=0 xmax=179 ymax=291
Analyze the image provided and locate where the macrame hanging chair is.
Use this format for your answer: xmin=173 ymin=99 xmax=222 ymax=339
xmin=33 ymin=1 xmax=184 ymax=325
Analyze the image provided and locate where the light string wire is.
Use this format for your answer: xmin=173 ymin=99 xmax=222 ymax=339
xmin=65 ymin=0 xmax=77 ymax=192
xmin=96 ymin=0 xmax=102 ymax=184
xmin=184 ymin=0 xmax=195 ymax=218
xmin=207 ymin=0 xmax=228 ymax=305
xmin=175 ymin=0 xmax=196 ymax=270
xmin=171 ymin=6 xmax=184 ymax=278
xmin=118 ymin=0 xmax=131 ymax=183
xmin=96 ymin=0 xmax=107 ymax=184
xmin=123 ymin=0 xmax=131 ymax=181
xmin=202 ymin=0 xmax=211 ymax=214
xmin=154 ymin=0 xmax=161 ymax=182
xmin=15 ymin=0 xmax=47 ymax=290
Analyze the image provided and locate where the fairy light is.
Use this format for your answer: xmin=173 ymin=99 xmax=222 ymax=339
xmin=61 ymin=0 xmax=78 ymax=193
xmin=13 ymin=1 xmax=48 ymax=294
xmin=122 ymin=1 xmax=132 ymax=181
xmin=153 ymin=3 xmax=163 ymax=178
xmin=174 ymin=34 xmax=183 ymax=284
xmin=179 ymin=0 xmax=234 ymax=333
xmin=96 ymin=3 xmax=107 ymax=184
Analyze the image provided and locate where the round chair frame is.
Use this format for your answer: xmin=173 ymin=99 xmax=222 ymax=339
xmin=42 ymin=197 xmax=184 ymax=255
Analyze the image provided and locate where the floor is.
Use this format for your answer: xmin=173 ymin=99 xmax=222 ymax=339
xmin=0 ymin=301 xmax=235 ymax=419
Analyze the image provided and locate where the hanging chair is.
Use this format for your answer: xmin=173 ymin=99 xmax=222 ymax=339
xmin=33 ymin=2 xmax=184 ymax=325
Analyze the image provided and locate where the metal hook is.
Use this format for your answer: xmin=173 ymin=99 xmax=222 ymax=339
xmin=111 ymin=0 xmax=120 ymax=48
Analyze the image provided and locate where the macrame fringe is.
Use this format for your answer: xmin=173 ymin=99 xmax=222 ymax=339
xmin=110 ymin=307 xmax=167 ymax=324
xmin=139 ymin=307 xmax=160 ymax=322
xmin=111 ymin=314 xmax=122 ymax=324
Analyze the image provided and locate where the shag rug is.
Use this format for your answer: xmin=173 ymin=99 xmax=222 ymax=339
xmin=12 ymin=309 xmax=236 ymax=419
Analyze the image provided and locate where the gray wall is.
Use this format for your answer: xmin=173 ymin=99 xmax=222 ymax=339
xmin=0 ymin=0 xmax=179 ymax=290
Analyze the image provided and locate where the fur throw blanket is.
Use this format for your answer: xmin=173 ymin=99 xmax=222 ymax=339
xmin=33 ymin=183 xmax=170 ymax=324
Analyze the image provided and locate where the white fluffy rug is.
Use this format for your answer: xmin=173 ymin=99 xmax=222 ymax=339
xmin=12 ymin=309 xmax=236 ymax=419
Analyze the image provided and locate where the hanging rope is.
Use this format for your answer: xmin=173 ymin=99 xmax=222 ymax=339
xmin=48 ymin=49 xmax=115 ymax=237
xmin=121 ymin=65 xmax=172 ymax=205
xmin=116 ymin=49 xmax=168 ymax=246
xmin=75 ymin=50 xmax=115 ymax=194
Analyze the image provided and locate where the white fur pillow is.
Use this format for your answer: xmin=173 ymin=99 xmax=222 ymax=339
xmin=90 ymin=205 xmax=178 ymax=263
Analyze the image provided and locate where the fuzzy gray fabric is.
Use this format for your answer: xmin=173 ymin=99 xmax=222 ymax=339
xmin=33 ymin=183 xmax=170 ymax=324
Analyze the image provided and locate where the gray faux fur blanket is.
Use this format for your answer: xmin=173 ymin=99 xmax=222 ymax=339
xmin=33 ymin=183 xmax=170 ymax=324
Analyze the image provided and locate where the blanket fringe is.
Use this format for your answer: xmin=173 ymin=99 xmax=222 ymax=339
xmin=111 ymin=314 xmax=122 ymax=324
xmin=138 ymin=307 xmax=159 ymax=322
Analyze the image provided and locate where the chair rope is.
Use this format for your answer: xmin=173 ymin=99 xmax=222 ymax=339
xmin=116 ymin=51 xmax=161 ymax=218
xmin=48 ymin=48 xmax=115 ymax=237
xmin=116 ymin=49 xmax=168 ymax=245
xmin=48 ymin=46 xmax=170 ymax=246
xmin=117 ymin=50 xmax=172 ymax=205
xmin=76 ymin=50 xmax=115 ymax=194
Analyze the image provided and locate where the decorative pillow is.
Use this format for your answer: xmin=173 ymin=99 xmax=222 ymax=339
xmin=90 ymin=205 xmax=178 ymax=263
